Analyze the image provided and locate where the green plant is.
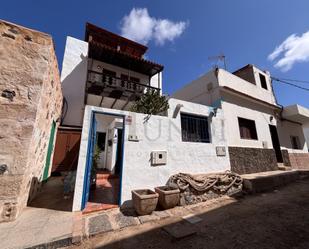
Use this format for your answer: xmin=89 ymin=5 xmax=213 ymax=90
xmin=92 ymin=145 xmax=101 ymax=169
xmin=130 ymin=89 xmax=169 ymax=121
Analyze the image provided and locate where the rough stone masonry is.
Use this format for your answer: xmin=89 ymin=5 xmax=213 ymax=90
xmin=0 ymin=20 xmax=63 ymax=222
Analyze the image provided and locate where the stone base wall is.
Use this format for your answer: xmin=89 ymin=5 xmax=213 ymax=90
xmin=281 ymin=149 xmax=291 ymax=166
xmin=0 ymin=20 xmax=62 ymax=222
xmin=229 ymin=147 xmax=278 ymax=174
xmin=288 ymin=153 xmax=309 ymax=169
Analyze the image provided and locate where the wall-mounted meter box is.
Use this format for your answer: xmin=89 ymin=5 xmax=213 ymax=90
xmin=151 ymin=151 xmax=167 ymax=166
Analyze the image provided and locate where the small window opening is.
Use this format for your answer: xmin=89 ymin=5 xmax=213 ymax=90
xmin=259 ymin=73 xmax=268 ymax=90
xmin=290 ymin=136 xmax=300 ymax=149
xmin=238 ymin=117 xmax=258 ymax=140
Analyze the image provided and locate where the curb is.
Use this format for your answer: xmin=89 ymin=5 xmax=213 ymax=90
xmin=25 ymin=236 xmax=72 ymax=249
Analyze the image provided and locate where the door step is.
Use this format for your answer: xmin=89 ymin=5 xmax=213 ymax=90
xmin=242 ymin=170 xmax=300 ymax=193
xmin=277 ymin=163 xmax=292 ymax=171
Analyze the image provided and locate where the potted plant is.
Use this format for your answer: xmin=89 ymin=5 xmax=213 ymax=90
xmin=90 ymin=145 xmax=101 ymax=190
xmin=155 ymin=186 xmax=180 ymax=209
xmin=132 ymin=189 xmax=159 ymax=215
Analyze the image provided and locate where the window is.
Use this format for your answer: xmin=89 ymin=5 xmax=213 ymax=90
xmin=238 ymin=117 xmax=258 ymax=140
xmin=129 ymin=76 xmax=140 ymax=83
xmin=181 ymin=113 xmax=210 ymax=143
xmin=290 ymin=136 xmax=300 ymax=149
xmin=259 ymin=73 xmax=268 ymax=90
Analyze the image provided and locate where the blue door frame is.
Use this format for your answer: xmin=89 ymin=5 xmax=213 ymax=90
xmin=81 ymin=111 xmax=126 ymax=210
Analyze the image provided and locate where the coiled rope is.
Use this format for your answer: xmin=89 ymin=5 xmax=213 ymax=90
xmin=167 ymin=171 xmax=243 ymax=194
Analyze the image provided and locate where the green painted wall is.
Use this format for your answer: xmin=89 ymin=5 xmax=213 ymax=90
xmin=43 ymin=121 xmax=56 ymax=181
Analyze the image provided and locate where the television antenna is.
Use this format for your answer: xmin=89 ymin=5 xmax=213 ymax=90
xmin=208 ymin=54 xmax=226 ymax=70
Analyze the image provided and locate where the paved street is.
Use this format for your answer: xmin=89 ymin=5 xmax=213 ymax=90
xmin=69 ymin=179 xmax=309 ymax=249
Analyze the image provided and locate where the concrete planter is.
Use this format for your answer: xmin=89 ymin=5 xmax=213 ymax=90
xmin=155 ymin=186 xmax=180 ymax=209
xmin=132 ymin=189 xmax=159 ymax=215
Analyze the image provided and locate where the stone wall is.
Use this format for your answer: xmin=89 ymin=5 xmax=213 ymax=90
xmin=288 ymin=153 xmax=309 ymax=169
xmin=229 ymin=147 xmax=278 ymax=174
xmin=281 ymin=149 xmax=291 ymax=167
xmin=0 ymin=20 xmax=62 ymax=222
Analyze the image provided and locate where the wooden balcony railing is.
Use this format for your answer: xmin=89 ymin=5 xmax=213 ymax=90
xmin=87 ymin=70 xmax=160 ymax=96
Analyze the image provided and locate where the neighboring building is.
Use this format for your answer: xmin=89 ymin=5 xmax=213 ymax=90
xmin=173 ymin=64 xmax=309 ymax=173
xmin=280 ymin=104 xmax=309 ymax=168
xmin=60 ymin=23 xmax=231 ymax=212
xmin=0 ymin=20 xmax=63 ymax=222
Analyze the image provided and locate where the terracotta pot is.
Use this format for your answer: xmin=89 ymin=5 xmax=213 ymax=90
xmin=132 ymin=189 xmax=159 ymax=215
xmin=155 ymin=186 xmax=180 ymax=209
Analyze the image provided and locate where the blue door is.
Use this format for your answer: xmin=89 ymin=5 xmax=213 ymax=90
xmin=81 ymin=113 xmax=97 ymax=210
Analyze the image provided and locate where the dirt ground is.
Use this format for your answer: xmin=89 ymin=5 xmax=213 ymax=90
xmin=70 ymin=179 xmax=309 ymax=249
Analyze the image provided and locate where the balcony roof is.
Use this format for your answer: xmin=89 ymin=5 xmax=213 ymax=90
xmin=85 ymin=22 xmax=147 ymax=58
xmin=88 ymin=40 xmax=164 ymax=76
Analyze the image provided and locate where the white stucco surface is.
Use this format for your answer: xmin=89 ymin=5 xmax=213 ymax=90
xmin=73 ymin=98 xmax=230 ymax=210
xmin=282 ymin=104 xmax=309 ymax=124
xmin=221 ymin=93 xmax=277 ymax=148
xmin=217 ymin=68 xmax=277 ymax=106
xmin=61 ymin=36 xmax=88 ymax=126
xmin=277 ymin=120 xmax=308 ymax=153
xmin=172 ymin=70 xmax=220 ymax=106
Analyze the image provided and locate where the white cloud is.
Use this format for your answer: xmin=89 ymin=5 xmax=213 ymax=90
xmin=120 ymin=8 xmax=188 ymax=45
xmin=268 ymin=31 xmax=309 ymax=72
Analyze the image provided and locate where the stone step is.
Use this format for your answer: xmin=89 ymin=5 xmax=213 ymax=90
xmin=241 ymin=170 xmax=300 ymax=193
xmin=277 ymin=163 xmax=292 ymax=171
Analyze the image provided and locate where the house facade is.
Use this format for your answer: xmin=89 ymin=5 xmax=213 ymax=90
xmin=60 ymin=23 xmax=231 ymax=212
xmin=173 ymin=64 xmax=309 ymax=173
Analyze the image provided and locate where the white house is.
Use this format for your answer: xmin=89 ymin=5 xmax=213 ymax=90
xmin=173 ymin=64 xmax=309 ymax=173
xmin=59 ymin=23 xmax=231 ymax=212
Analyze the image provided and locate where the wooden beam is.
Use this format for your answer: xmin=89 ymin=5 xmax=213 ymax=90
xmin=110 ymin=98 xmax=117 ymax=109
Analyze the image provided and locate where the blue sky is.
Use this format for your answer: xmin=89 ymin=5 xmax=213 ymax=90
xmin=1 ymin=0 xmax=309 ymax=107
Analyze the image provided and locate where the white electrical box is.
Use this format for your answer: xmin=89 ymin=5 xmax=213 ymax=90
xmin=216 ymin=146 xmax=226 ymax=156
xmin=151 ymin=151 xmax=167 ymax=166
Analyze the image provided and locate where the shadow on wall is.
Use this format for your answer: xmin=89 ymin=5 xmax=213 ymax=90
xmin=26 ymin=176 xmax=42 ymax=205
xmin=61 ymin=54 xmax=88 ymax=126
xmin=27 ymin=176 xmax=73 ymax=212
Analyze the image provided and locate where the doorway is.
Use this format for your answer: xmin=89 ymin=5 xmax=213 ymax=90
xmin=115 ymin=129 xmax=123 ymax=175
xmin=82 ymin=112 xmax=125 ymax=214
xmin=269 ymin=125 xmax=283 ymax=163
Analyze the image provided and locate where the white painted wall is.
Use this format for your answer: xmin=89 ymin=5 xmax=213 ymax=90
xmin=277 ymin=120 xmax=308 ymax=153
xmin=150 ymin=72 xmax=162 ymax=90
xmin=73 ymin=98 xmax=230 ymax=210
xmin=304 ymin=124 xmax=309 ymax=151
xmin=221 ymin=93 xmax=277 ymax=148
xmin=217 ymin=68 xmax=277 ymax=105
xmin=172 ymin=70 xmax=220 ymax=107
xmin=61 ymin=36 xmax=89 ymax=127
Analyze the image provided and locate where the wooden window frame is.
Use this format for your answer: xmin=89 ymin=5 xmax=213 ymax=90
xmin=238 ymin=117 xmax=258 ymax=140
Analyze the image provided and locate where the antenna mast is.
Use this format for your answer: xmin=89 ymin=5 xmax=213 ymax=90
xmin=208 ymin=53 xmax=226 ymax=70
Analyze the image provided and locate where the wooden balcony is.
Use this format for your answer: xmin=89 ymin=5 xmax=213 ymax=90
xmin=85 ymin=70 xmax=160 ymax=109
